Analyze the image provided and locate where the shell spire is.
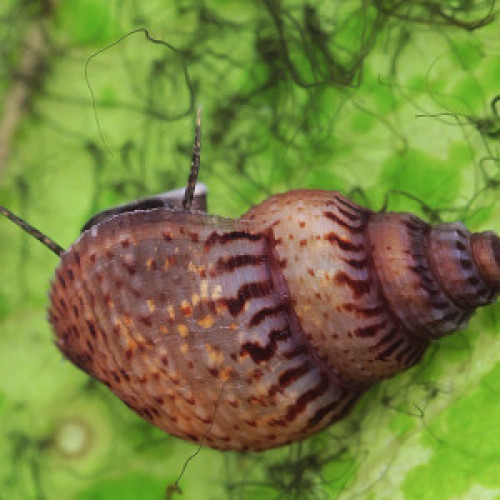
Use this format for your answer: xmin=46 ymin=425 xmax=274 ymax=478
xmin=368 ymin=217 xmax=500 ymax=342
xmin=243 ymin=190 xmax=500 ymax=389
xmin=470 ymin=231 xmax=500 ymax=290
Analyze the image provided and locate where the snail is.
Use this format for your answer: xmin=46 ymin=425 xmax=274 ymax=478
xmin=1 ymin=114 xmax=500 ymax=452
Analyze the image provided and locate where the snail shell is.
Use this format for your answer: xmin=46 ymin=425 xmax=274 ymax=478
xmin=48 ymin=189 xmax=500 ymax=451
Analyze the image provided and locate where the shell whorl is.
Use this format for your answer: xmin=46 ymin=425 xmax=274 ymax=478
xmin=49 ymin=208 xmax=357 ymax=451
xmin=48 ymin=189 xmax=500 ymax=450
xmin=243 ymin=190 xmax=500 ymax=387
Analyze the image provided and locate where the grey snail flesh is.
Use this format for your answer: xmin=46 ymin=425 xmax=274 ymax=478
xmin=48 ymin=189 xmax=500 ymax=451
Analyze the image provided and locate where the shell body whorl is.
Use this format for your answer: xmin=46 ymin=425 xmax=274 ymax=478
xmin=49 ymin=208 xmax=357 ymax=451
xmin=48 ymin=190 xmax=500 ymax=450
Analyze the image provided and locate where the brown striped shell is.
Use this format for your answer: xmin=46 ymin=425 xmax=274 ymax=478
xmin=48 ymin=190 xmax=500 ymax=451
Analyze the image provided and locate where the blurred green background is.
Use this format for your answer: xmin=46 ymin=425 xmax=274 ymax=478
xmin=0 ymin=1 xmax=500 ymax=499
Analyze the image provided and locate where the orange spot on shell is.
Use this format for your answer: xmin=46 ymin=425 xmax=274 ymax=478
xmin=197 ymin=315 xmax=215 ymax=329
xmin=205 ymin=343 xmax=224 ymax=364
xmin=188 ymin=261 xmax=206 ymax=276
xmin=164 ymin=255 xmax=176 ymax=271
xmin=180 ymin=300 xmax=192 ymax=316
xmin=200 ymin=280 xmax=209 ymax=299
xmin=167 ymin=305 xmax=175 ymax=320
xmin=177 ymin=324 xmax=189 ymax=337
xmin=220 ymin=367 xmax=234 ymax=381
